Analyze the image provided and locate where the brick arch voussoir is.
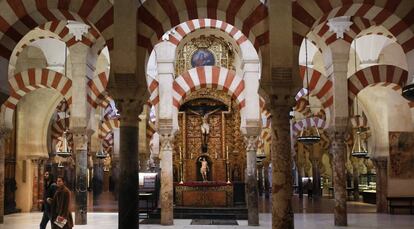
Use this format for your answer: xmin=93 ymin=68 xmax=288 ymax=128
xmin=348 ymin=64 xmax=409 ymax=105
xmin=173 ymin=66 xmax=245 ymax=110
xmin=0 ymin=1 xmax=113 ymax=60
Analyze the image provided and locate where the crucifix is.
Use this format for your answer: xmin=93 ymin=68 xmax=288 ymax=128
xmin=188 ymin=108 xmax=221 ymax=153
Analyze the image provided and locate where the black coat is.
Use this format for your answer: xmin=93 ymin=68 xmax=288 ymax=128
xmin=42 ymin=181 xmax=56 ymax=213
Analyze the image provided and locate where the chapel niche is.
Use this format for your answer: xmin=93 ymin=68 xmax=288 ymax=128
xmin=173 ymin=88 xmax=246 ymax=183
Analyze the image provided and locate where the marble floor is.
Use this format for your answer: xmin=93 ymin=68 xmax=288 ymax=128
xmin=2 ymin=212 xmax=414 ymax=229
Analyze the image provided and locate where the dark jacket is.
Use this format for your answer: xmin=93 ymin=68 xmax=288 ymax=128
xmin=42 ymin=181 xmax=56 ymax=213
xmin=51 ymin=185 xmax=73 ymax=229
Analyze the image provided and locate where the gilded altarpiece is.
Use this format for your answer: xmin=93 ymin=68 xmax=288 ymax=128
xmin=173 ymin=89 xmax=246 ymax=183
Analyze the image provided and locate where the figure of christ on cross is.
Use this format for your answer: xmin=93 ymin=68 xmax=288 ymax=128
xmin=188 ymin=108 xmax=221 ymax=153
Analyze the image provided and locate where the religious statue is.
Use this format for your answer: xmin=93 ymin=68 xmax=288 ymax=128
xmin=189 ymin=108 xmax=221 ymax=153
xmin=199 ymin=157 xmax=209 ymax=182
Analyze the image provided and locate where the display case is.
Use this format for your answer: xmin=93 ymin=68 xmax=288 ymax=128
xmin=359 ymin=173 xmax=376 ymax=204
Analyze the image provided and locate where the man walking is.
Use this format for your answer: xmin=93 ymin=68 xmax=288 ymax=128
xmin=40 ymin=171 xmax=56 ymax=229
xmin=51 ymin=176 xmax=73 ymax=229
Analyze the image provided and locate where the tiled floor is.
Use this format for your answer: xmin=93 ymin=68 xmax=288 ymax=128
xmin=2 ymin=212 xmax=414 ymax=229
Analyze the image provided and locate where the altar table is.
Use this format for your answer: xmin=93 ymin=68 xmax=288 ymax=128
xmin=175 ymin=182 xmax=233 ymax=207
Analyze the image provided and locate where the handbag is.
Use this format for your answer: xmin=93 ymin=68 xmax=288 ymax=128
xmin=54 ymin=217 xmax=67 ymax=228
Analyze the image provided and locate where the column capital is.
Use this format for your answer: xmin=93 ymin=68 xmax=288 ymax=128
xmin=115 ymin=98 xmax=145 ymax=127
xmin=327 ymin=16 xmax=353 ymax=39
xmin=159 ymin=133 xmax=174 ymax=152
xmin=66 ymin=20 xmax=90 ymax=41
xmin=244 ymin=136 xmax=259 ymax=152
xmin=71 ymin=128 xmax=93 ymax=151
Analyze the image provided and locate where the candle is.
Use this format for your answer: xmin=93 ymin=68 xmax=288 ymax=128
xmin=179 ymin=146 xmax=182 ymax=160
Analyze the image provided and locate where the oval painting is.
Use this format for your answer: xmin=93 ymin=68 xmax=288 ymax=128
xmin=191 ymin=49 xmax=215 ymax=67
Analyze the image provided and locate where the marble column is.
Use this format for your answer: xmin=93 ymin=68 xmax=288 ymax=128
xmin=31 ymin=159 xmax=40 ymax=211
xmin=372 ymin=157 xmax=388 ymax=213
xmin=72 ymin=129 xmax=90 ymax=225
xmin=270 ymin=101 xmax=294 ymax=229
xmin=328 ymin=121 xmax=348 ymax=226
xmin=159 ymin=130 xmax=174 ymax=225
xmin=266 ymin=0 xmax=295 ymax=226
xmin=245 ymin=135 xmax=259 ymax=226
xmin=116 ymin=99 xmax=141 ymax=229
xmin=0 ymin=128 xmax=11 ymax=223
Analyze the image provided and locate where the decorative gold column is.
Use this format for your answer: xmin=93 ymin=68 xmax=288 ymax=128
xmin=328 ymin=119 xmax=348 ymax=226
xmin=372 ymin=156 xmax=388 ymax=213
xmin=30 ymin=159 xmax=40 ymax=211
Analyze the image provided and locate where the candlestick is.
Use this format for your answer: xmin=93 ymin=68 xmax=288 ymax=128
xmin=226 ymin=147 xmax=229 ymax=160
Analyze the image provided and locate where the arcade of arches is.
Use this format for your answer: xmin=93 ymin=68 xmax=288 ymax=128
xmin=0 ymin=1 xmax=414 ymax=229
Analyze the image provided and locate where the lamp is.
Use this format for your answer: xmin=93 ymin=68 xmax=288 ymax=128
xmin=402 ymin=84 xmax=414 ymax=101
xmin=56 ymin=45 xmax=72 ymax=160
xmin=351 ymin=40 xmax=368 ymax=158
xmin=96 ymin=143 xmax=107 ymax=159
xmin=297 ymin=37 xmax=320 ymax=145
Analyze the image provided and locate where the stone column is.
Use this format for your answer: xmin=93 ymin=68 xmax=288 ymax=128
xmin=266 ymin=0 xmax=295 ymax=226
xmin=258 ymin=162 xmax=264 ymax=196
xmin=159 ymin=121 xmax=174 ymax=225
xmin=72 ymin=129 xmax=90 ymax=225
xmin=269 ymin=102 xmax=294 ymax=229
xmin=245 ymin=135 xmax=260 ymax=226
xmin=30 ymin=159 xmax=40 ymax=211
xmin=311 ymin=159 xmax=321 ymax=198
xmin=0 ymin=128 xmax=11 ymax=223
xmin=372 ymin=157 xmax=388 ymax=213
xmin=263 ymin=162 xmax=270 ymax=198
xmin=328 ymin=120 xmax=348 ymax=226
xmin=351 ymin=158 xmax=360 ymax=200
xmin=138 ymin=106 xmax=149 ymax=171
xmin=328 ymin=33 xmax=351 ymax=226
xmin=116 ymin=99 xmax=142 ymax=229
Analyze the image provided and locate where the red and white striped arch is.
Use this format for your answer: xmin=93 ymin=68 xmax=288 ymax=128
xmin=147 ymin=77 xmax=159 ymax=106
xmin=87 ymin=71 xmax=109 ymax=109
xmin=348 ymin=65 xmax=408 ymax=104
xmin=299 ymin=66 xmax=333 ymax=108
xmin=0 ymin=0 xmax=113 ymax=60
xmin=313 ymin=17 xmax=376 ymax=48
xmin=172 ymin=66 xmax=245 ymax=110
xmin=1 ymin=68 xmax=72 ymax=128
xmin=137 ymin=0 xmax=268 ymax=52
xmin=292 ymin=117 xmax=327 ymax=137
xmin=167 ymin=19 xmax=249 ymax=48
xmin=99 ymin=119 xmax=120 ymax=140
xmin=293 ymin=1 xmax=414 ymax=55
